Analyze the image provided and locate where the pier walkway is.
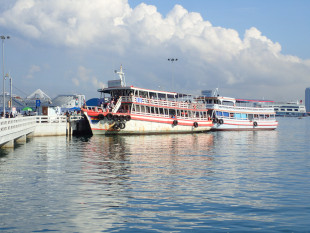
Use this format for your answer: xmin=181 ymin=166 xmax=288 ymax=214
xmin=0 ymin=116 xmax=36 ymax=148
xmin=0 ymin=115 xmax=79 ymax=148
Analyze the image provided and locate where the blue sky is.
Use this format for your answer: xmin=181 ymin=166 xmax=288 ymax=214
xmin=0 ymin=0 xmax=310 ymax=102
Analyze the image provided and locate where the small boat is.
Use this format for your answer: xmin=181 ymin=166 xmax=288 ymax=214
xmin=82 ymin=66 xmax=213 ymax=135
xmin=199 ymin=90 xmax=278 ymax=131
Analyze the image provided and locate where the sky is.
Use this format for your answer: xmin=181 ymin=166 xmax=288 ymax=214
xmin=0 ymin=0 xmax=310 ymax=102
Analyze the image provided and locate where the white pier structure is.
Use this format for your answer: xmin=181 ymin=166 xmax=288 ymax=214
xmin=0 ymin=115 xmax=72 ymax=148
xmin=0 ymin=117 xmax=36 ymax=148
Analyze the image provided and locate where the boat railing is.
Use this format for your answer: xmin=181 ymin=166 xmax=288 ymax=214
xmin=217 ymin=115 xmax=276 ymax=121
xmin=206 ymin=104 xmax=275 ymax=112
xmin=112 ymin=97 xmax=122 ymax=113
xmin=123 ymin=96 xmax=205 ymax=110
xmin=131 ymin=110 xmax=209 ymax=121
xmin=84 ymin=96 xmax=207 ymax=115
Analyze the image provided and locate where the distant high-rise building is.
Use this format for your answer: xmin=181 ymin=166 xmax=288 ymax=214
xmin=305 ymin=88 xmax=310 ymax=112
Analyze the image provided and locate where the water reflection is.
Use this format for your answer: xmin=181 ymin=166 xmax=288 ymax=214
xmin=69 ymin=133 xmax=215 ymax=232
xmin=68 ymin=131 xmax=281 ymax=232
xmin=4 ymin=127 xmax=307 ymax=232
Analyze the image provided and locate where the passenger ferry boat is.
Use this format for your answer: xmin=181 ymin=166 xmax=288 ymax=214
xmin=264 ymin=101 xmax=306 ymax=117
xmin=200 ymin=90 xmax=278 ymax=130
xmin=82 ymin=66 xmax=213 ymax=135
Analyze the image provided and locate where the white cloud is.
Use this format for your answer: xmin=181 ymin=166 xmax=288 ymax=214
xmin=92 ymin=77 xmax=105 ymax=89
xmin=1 ymin=0 xmax=309 ymax=100
xmin=72 ymin=66 xmax=104 ymax=89
xmin=25 ymin=64 xmax=41 ymax=79
xmin=72 ymin=78 xmax=79 ymax=87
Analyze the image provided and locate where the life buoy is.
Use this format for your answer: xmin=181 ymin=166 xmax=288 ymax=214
xmin=113 ymin=122 xmax=120 ymax=129
xmin=253 ymin=121 xmax=258 ymax=127
xmin=98 ymin=114 xmax=104 ymax=120
xmin=172 ymin=120 xmax=178 ymax=126
xmin=219 ymin=119 xmax=224 ymax=124
xmin=125 ymin=115 xmax=131 ymax=121
xmin=113 ymin=115 xmax=119 ymax=121
xmin=106 ymin=113 xmax=113 ymax=120
xmin=213 ymin=118 xmax=218 ymax=123
xmin=119 ymin=115 xmax=125 ymax=121
xmin=193 ymin=122 xmax=198 ymax=128
xmin=119 ymin=122 xmax=126 ymax=129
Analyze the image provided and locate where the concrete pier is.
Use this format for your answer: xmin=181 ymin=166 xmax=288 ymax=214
xmin=0 ymin=115 xmax=90 ymax=149
xmin=34 ymin=115 xmax=67 ymax=136
xmin=0 ymin=116 xmax=36 ymax=148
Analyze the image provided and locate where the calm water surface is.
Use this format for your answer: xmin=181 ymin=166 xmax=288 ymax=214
xmin=1 ymin=118 xmax=310 ymax=232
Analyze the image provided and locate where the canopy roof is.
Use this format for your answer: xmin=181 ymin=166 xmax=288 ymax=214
xmin=26 ymin=89 xmax=51 ymax=100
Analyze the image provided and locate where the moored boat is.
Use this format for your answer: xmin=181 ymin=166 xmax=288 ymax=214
xmin=82 ymin=66 xmax=213 ymax=135
xmin=263 ymin=101 xmax=307 ymax=117
xmin=199 ymin=92 xmax=278 ymax=131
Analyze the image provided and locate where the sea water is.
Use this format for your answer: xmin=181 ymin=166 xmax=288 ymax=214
xmin=0 ymin=117 xmax=310 ymax=232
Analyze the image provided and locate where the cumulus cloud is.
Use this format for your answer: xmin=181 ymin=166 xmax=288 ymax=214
xmin=25 ymin=64 xmax=41 ymax=79
xmin=0 ymin=0 xmax=309 ymax=100
xmin=72 ymin=66 xmax=104 ymax=89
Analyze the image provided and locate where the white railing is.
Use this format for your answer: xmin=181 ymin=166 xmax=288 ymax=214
xmin=216 ymin=115 xmax=276 ymax=121
xmin=35 ymin=115 xmax=67 ymax=124
xmin=131 ymin=110 xmax=209 ymax=121
xmin=0 ymin=116 xmax=36 ymax=133
xmin=0 ymin=116 xmax=36 ymax=147
xmin=69 ymin=115 xmax=84 ymax=121
xmin=207 ymin=104 xmax=275 ymax=113
xmin=122 ymin=96 xmax=205 ymax=110
xmin=85 ymin=96 xmax=206 ymax=114
xmin=112 ymin=97 xmax=122 ymax=113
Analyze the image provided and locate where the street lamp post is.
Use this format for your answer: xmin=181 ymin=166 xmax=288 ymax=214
xmin=10 ymin=74 xmax=12 ymax=115
xmin=1 ymin=35 xmax=10 ymax=116
xmin=6 ymin=73 xmax=12 ymax=115
xmin=168 ymin=58 xmax=178 ymax=91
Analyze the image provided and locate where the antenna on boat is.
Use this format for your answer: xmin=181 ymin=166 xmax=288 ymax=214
xmin=114 ymin=65 xmax=126 ymax=87
xmin=213 ymin=88 xmax=219 ymax=97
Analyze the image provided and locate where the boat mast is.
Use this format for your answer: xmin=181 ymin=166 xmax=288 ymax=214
xmin=115 ymin=65 xmax=126 ymax=87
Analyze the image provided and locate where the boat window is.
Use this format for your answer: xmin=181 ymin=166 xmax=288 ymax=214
xmin=248 ymin=114 xmax=253 ymax=120
xmin=223 ymin=112 xmax=229 ymax=117
xmin=216 ymin=111 xmax=223 ymax=116
xmin=222 ymin=101 xmax=234 ymax=106
xmin=169 ymin=109 xmax=176 ymax=118
xmin=166 ymin=108 xmax=169 ymax=116
xmin=184 ymin=111 xmax=188 ymax=118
